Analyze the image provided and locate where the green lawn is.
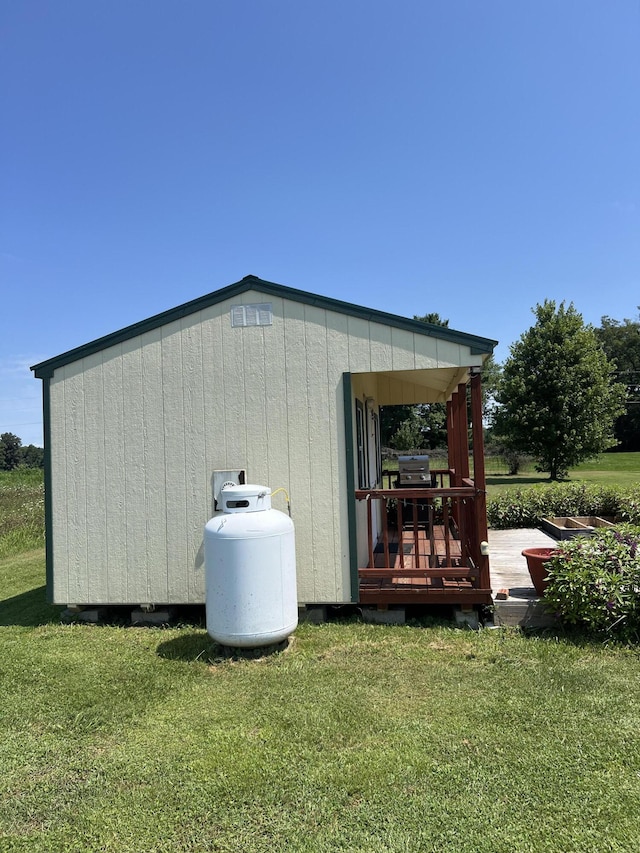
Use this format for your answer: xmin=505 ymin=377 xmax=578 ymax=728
xmin=3 ymin=465 xmax=640 ymax=850
xmin=484 ymin=453 xmax=640 ymax=495
xmin=2 ymin=545 xmax=640 ymax=851
xmin=386 ymin=454 xmax=640 ymax=492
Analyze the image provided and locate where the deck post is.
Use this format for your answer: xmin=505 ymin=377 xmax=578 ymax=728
xmin=456 ymin=383 xmax=470 ymax=481
xmin=470 ymin=371 xmax=490 ymax=592
xmin=366 ymin=496 xmax=374 ymax=570
xmin=446 ymin=399 xmax=455 ymax=479
xmin=382 ymin=497 xmax=391 ymax=568
xmin=397 ymin=498 xmax=404 ymax=568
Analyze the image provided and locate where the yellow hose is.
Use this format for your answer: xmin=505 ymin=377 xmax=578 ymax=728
xmin=271 ymin=487 xmax=292 ymax=517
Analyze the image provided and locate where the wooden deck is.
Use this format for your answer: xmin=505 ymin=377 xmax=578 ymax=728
xmin=358 ymin=525 xmax=492 ymax=606
xmin=488 ymin=528 xmax=556 ymax=596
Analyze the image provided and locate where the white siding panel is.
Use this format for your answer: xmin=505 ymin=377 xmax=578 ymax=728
xmin=413 ymin=333 xmax=440 ymax=369
xmin=161 ymin=322 xmax=188 ymax=602
xmin=390 ymin=327 xmax=416 ymax=370
xmin=326 ymin=312 xmax=351 ymax=600
xmin=303 ymin=305 xmax=334 ymax=601
xmin=64 ymin=360 xmax=88 ymax=604
xmin=368 ymin=322 xmax=393 ymax=372
xmin=49 ymin=374 xmax=68 ymax=603
xmin=262 ymin=297 xmax=291 ymax=502
xmin=140 ymin=328 xmax=168 ymax=603
xmin=221 ymin=309 xmax=247 ymax=469
xmin=181 ymin=315 xmax=207 ymax=602
xmin=201 ymin=308 xmax=226 ymax=513
xmin=346 ymin=316 xmax=372 ymax=373
xmin=102 ymin=345 xmax=127 ymax=602
xmin=121 ymin=338 xmax=147 ymax=602
xmin=82 ymin=352 xmax=108 ymax=602
xmin=283 ymin=299 xmax=314 ymax=600
xmin=241 ymin=323 xmax=269 ymax=487
xmin=436 ymin=338 xmax=464 ymax=368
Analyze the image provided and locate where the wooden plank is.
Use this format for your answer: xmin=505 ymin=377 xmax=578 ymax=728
xmin=366 ymin=497 xmax=374 ymax=569
xmin=432 ymin=539 xmax=462 ymax=559
xmin=359 ymin=568 xmax=479 ymax=579
xmin=356 ymin=487 xmax=476 ymax=499
xmin=359 ymin=589 xmax=493 ymax=605
xmin=412 ymin=499 xmax=420 ymax=568
xmin=381 ymin=497 xmax=390 ymax=568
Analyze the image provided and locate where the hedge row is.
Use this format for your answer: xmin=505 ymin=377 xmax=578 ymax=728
xmin=487 ymin=483 xmax=640 ymax=529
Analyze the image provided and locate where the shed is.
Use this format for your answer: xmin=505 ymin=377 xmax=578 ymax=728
xmin=32 ymin=275 xmax=497 ymax=609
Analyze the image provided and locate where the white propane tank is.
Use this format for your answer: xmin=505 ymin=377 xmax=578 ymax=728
xmin=204 ymin=484 xmax=298 ymax=648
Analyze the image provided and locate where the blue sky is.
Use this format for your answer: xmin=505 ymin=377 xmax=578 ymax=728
xmin=2 ymin=1 xmax=638 ymax=447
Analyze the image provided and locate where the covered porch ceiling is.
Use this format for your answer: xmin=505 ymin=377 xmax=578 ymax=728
xmin=358 ymin=367 xmax=475 ymax=405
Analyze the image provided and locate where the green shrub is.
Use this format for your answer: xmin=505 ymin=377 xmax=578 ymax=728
xmin=619 ymin=486 xmax=640 ymax=525
xmin=544 ymin=525 xmax=640 ymax=641
xmin=487 ymin=482 xmax=633 ymax=529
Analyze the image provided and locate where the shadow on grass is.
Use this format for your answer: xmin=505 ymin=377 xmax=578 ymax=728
xmin=486 ymin=476 xmax=552 ymax=488
xmin=156 ymin=631 xmax=290 ymax=664
xmin=0 ymin=585 xmax=62 ymax=627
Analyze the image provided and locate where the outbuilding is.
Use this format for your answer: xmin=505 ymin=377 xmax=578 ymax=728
xmin=32 ymin=275 xmax=497 ymax=610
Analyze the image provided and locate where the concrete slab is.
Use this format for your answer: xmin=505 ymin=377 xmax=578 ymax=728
xmin=131 ymin=607 xmax=177 ymax=626
xmin=493 ymin=598 xmax=559 ymax=629
xmin=298 ymin=605 xmax=328 ymax=624
xmin=454 ymin=608 xmax=480 ymax=630
xmin=361 ymin=607 xmax=406 ymax=625
xmin=74 ymin=607 xmax=109 ymax=624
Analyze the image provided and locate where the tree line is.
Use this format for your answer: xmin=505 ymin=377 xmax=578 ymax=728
xmin=0 ymin=433 xmax=44 ymax=470
xmin=382 ymin=304 xmax=639 ymax=479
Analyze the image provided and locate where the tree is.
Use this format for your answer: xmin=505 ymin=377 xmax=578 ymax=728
xmin=380 ymin=404 xmax=415 ymax=447
xmin=0 ymin=432 xmax=22 ymax=471
xmin=20 ymin=444 xmax=45 ymax=469
xmin=413 ymin=312 xmax=449 ymax=327
xmin=595 ymin=311 xmax=640 ymax=451
xmin=479 ymin=353 xmax=502 ymax=422
xmin=390 ymin=408 xmax=425 ymax=451
xmin=493 ymin=301 xmax=626 ymax=480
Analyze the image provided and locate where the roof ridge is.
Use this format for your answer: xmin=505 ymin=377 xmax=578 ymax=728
xmin=32 ymin=275 xmax=497 ymax=377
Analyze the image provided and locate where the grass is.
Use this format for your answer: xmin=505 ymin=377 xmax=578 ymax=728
xmin=3 ymin=556 xmax=640 ymax=852
xmin=485 ymin=452 xmax=640 ymax=495
xmin=2 ymin=466 xmax=640 ymax=850
xmin=384 ymin=452 xmax=640 ymax=495
xmin=0 ymin=468 xmax=45 ymax=559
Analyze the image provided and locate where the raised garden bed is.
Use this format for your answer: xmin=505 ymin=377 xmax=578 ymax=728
xmin=541 ymin=516 xmax=615 ymax=541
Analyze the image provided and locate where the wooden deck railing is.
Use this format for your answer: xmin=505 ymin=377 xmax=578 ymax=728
xmin=355 ymin=479 xmax=492 ymax=605
xmin=380 ymin=468 xmax=452 ymax=490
